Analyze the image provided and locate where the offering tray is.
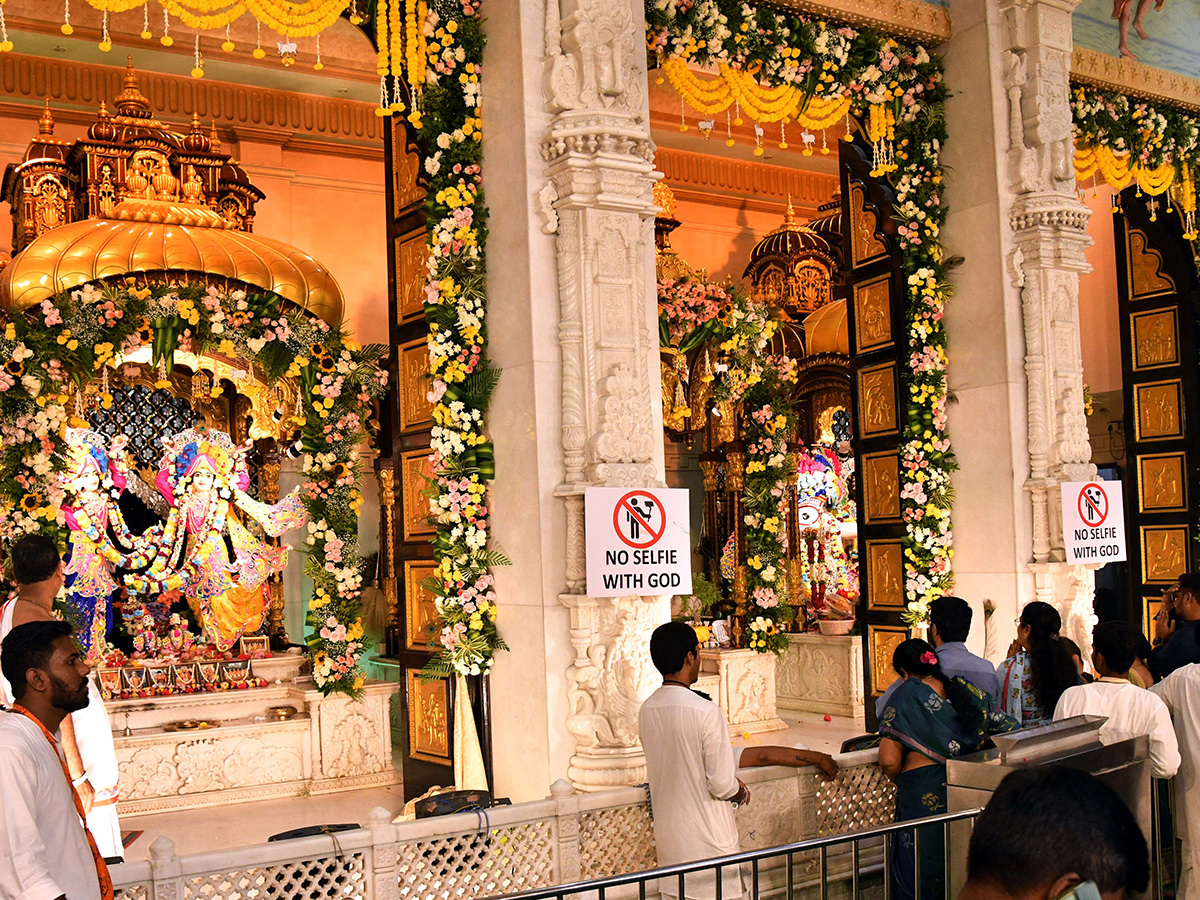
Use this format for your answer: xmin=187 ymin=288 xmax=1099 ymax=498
xmin=163 ymin=719 xmax=222 ymax=732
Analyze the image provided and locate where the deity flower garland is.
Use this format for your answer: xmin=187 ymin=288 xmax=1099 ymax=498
xmin=1071 ymin=85 xmax=1200 ymax=239
xmin=648 ymin=1 xmax=956 ymax=623
xmin=705 ymin=293 xmax=798 ymax=652
xmin=0 ymin=280 xmax=388 ymax=697
xmin=406 ymin=0 xmax=507 ymax=677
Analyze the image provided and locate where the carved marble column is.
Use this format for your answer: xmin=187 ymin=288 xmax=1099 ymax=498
xmin=542 ymin=0 xmax=669 ymax=790
xmin=1001 ymin=0 xmax=1099 ymax=659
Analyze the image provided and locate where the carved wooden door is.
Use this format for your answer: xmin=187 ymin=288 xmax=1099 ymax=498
xmin=1113 ymin=190 xmax=1200 ymax=632
xmin=383 ymin=118 xmax=458 ymax=796
xmin=840 ymin=142 xmax=909 ymax=728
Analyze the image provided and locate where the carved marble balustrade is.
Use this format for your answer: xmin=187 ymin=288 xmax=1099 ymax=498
xmin=110 ymin=749 xmax=896 ymax=900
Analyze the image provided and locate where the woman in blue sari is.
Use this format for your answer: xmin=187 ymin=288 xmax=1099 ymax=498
xmin=879 ymin=639 xmax=1019 ymax=900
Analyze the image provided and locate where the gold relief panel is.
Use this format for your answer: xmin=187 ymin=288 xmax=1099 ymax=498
xmin=853 ymin=274 xmax=893 ymax=353
xmin=401 ymin=449 xmax=437 ymax=541
xmin=1141 ymin=524 xmax=1190 ymax=584
xmin=1130 ymin=308 xmax=1179 ymax=370
xmin=1126 ymin=228 xmax=1174 ymax=300
xmin=406 ymin=669 xmax=451 ymax=764
xmin=861 ymin=451 xmax=902 ymax=523
xmin=850 ymin=183 xmax=888 ymax=267
xmin=865 ymin=540 xmax=904 ymax=609
xmin=1133 ymin=379 xmax=1184 ymax=442
xmin=1137 ymin=452 xmax=1187 ymax=513
xmin=396 ymin=233 xmax=428 ymax=322
xmin=399 ymin=339 xmax=434 ymax=431
xmin=1142 ymin=597 xmax=1165 ymax=639
xmin=870 ymin=625 xmax=908 ymax=694
xmin=404 ymin=560 xmax=440 ymax=651
xmin=393 ymin=123 xmax=424 ymax=213
xmin=857 ymin=363 xmax=898 ymax=438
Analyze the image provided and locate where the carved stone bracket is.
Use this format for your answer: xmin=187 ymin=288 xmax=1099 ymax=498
xmin=559 ymin=592 xmax=668 ymax=791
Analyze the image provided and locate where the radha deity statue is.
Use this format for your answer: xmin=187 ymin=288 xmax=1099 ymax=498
xmin=59 ymin=428 xmax=157 ymax=660
xmin=127 ymin=427 xmax=306 ymax=650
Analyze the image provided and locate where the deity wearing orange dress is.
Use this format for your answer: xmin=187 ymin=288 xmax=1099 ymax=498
xmin=126 ymin=427 xmax=306 ymax=650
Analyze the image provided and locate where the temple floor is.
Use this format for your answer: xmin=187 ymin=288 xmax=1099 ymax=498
xmin=116 ymin=710 xmax=866 ymax=860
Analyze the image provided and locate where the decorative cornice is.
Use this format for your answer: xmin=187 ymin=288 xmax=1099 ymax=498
xmin=775 ymin=0 xmax=951 ymax=45
xmin=655 ymin=147 xmax=839 ymax=208
xmin=1071 ymin=46 xmax=1200 ymax=111
xmin=0 ymin=54 xmax=384 ymax=157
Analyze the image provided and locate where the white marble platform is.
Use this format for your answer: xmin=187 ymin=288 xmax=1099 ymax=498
xmin=110 ymin=678 xmax=400 ymax=815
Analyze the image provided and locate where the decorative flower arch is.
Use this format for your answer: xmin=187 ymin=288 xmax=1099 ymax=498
xmin=648 ymin=2 xmax=955 ymax=623
xmin=0 ymin=278 xmax=387 ymax=696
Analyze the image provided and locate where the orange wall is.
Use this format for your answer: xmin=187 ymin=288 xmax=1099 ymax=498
xmin=1079 ymin=186 xmax=1123 ymax=396
xmin=0 ymin=113 xmax=386 ymax=346
xmin=667 ymin=195 xmax=823 ymax=287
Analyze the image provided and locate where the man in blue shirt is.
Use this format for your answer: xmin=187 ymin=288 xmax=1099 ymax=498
xmin=874 ymin=595 xmax=1000 ymax=718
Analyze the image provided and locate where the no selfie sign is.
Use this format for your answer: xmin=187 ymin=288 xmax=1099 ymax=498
xmin=584 ymin=487 xmax=692 ymax=597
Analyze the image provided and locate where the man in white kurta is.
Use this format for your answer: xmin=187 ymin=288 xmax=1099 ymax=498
xmin=1052 ymin=621 xmax=1180 ymax=779
xmin=0 ymin=620 xmax=104 ymax=900
xmin=640 ymin=622 xmax=747 ymax=900
xmin=1151 ymin=663 xmax=1200 ymax=900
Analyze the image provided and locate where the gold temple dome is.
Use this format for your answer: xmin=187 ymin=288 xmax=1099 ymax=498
xmin=0 ymin=58 xmax=342 ymax=326
xmin=803 ymin=298 xmax=848 ymax=357
xmin=744 ymin=197 xmax=837 ymax=272
xmin=0 ymin=218 xmax=344 ymax=325
xmin=24 ymin=101 xmax=70 ymax=164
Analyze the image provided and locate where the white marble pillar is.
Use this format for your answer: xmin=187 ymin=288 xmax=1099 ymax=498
xmin=542 ymin=0 xmax=671 ymax=791
xmin=483 ymin=0 xmax=668 ymax=799
xmin=942 ymin=0 xmax=1097 ymax=661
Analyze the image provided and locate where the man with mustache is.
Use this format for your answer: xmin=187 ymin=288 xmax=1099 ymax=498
xmin=0 ymin=620 xmax=113 ymax=900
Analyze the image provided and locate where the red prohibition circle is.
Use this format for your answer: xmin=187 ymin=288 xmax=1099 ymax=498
xmin=1077 ymin=482 xmax=1108 ymax=528
xmin=613 ymin=490 xmax=665 ymax=549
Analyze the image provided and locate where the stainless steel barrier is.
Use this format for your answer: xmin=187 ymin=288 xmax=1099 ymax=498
xmin=487 ymin=807 xmax=983 ymax=900
xmin=946 ymin=716 xmax=1153 ymax=898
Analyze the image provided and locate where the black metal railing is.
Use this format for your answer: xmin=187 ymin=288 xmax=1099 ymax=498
xmin=490 ymin=807 xmax=984 ymax=900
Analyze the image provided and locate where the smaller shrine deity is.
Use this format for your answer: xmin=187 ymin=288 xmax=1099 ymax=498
xmin=131 ymin=612 xmax=159 ymax=658
xmin=795 ymin=448 xmax=858 ymax=623
xmin=165 ymin=612 xmax=196 ymax=657
xmin=127 ymin=427 xmax=306 ymax=650
xmin=59 ymin=427 xmax=157 ymax=661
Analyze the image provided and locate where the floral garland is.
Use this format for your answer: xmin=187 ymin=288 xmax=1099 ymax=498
xmin=0 ymin=280 xmax=388 ymax=696
xmin=1071 ymin=84 xmax=1200 ymax=239
xmin=647 ymin=2 xmax=955 ymax=624
xmin=404 ymin=0 xmax=506 ymax=677
xmin=705 ymin=296 xmax=799 ymax=652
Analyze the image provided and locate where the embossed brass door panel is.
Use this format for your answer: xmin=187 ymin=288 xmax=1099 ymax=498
xmin=1114 ymin=190 xmax=1200 ymax=624
xmin=841 ymin=142 xmax=909 ymax=727
xmin=383 ymin=118 xmax=481 ymax=797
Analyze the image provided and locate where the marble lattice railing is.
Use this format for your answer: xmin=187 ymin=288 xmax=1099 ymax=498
xmin=111 ymin=750 xmax=895 ymax=900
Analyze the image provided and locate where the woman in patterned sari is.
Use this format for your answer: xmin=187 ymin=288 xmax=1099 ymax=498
xmin=879 ymin=639 xmax=1019 ymax=900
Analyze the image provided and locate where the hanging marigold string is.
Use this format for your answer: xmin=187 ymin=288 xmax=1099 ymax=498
xmin=661 ymin=58 xmax=852 ymax=128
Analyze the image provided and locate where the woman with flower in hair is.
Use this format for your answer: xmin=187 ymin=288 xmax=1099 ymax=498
xmin=878 ymin=638 xmax=1018 ymax=900
xmin=127 ymin=427 xmax=306 ymax=650
xmin=59 ymin=427 xmax=156 ymax=660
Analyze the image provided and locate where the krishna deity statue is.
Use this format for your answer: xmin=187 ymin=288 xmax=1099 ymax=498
xmin=59 ymin=428 xmax=158 ymax=661
xmin=126 ymin=427 xmax=307 ymax=650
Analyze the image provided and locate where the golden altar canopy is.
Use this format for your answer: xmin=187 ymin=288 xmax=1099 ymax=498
xmin=743 ymin=197 xmax=837 ymax=317
xmin=0 ymin=59 xmax=343 ymax=325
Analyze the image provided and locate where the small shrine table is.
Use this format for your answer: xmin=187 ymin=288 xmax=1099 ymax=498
xmin=775 ymin=633 xmax=865 ymax=719
xmin=698 ymin=648 xmax=788 ymax=736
